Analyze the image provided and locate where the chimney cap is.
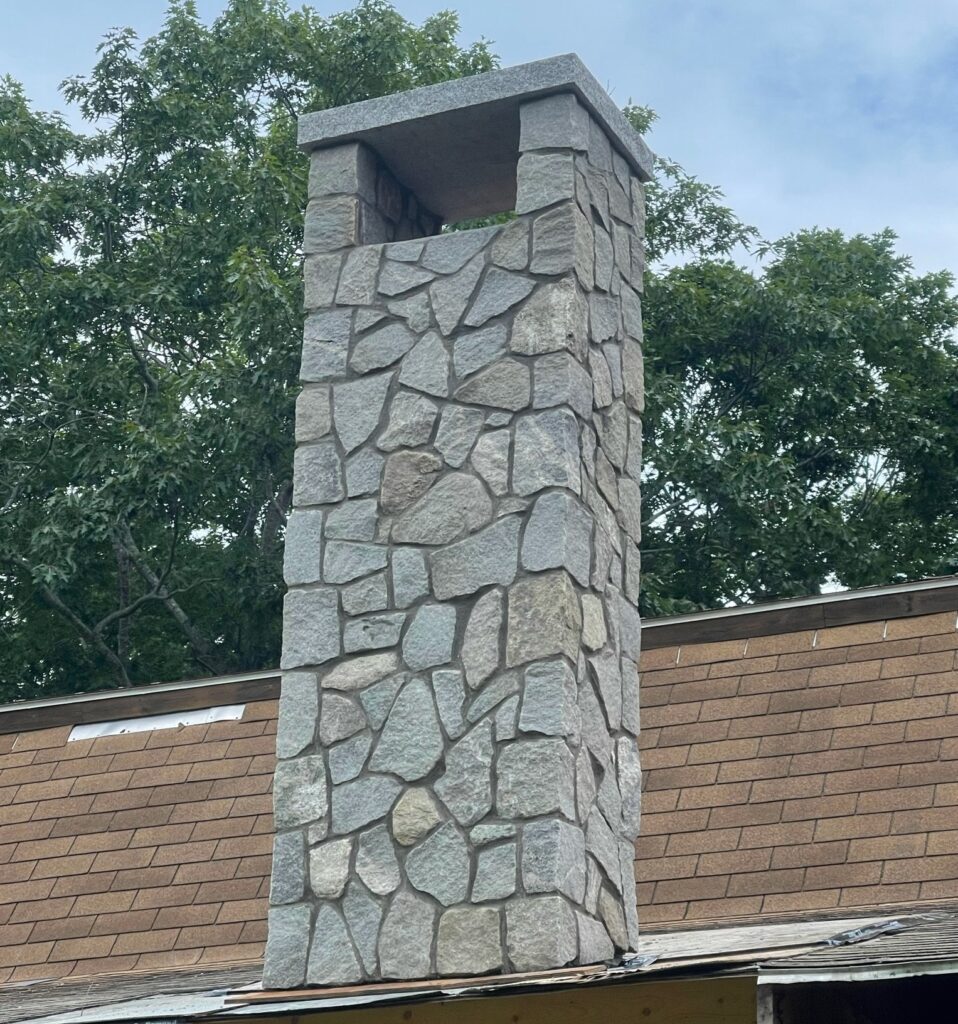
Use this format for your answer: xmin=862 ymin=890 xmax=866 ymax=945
xmin=297 ymin=53 xmax=654 ymax=223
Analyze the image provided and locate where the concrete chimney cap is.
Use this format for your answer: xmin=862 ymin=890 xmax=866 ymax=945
xmin=297 ymin=53 xmax=654 ymax=223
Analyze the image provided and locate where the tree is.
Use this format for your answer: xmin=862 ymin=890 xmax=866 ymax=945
xmin=1 ymin=3 xmax=955 ymax=699
xmin=0 ymin=0 xmax=494 ymax=699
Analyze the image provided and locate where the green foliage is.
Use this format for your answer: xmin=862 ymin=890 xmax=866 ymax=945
xmin=0 ymin=0 xmax=494 ymax=699
xmin=1 ymin=2 xmax=955 ymax=699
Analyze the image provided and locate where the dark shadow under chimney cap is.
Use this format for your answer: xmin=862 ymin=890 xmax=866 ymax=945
xmin=297 ymin=53 xmax=654 ymax=223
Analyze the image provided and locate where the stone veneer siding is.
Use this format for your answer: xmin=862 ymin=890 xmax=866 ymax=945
xmin=265 ymin=92 xmax=644 ymax=987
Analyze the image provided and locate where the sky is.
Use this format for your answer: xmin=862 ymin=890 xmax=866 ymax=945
xmin=3 ymin=0 xmax=958 ymax=277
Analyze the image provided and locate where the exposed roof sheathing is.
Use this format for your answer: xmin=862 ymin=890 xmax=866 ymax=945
xmin=634 ymin=609 xmax=958 ymax=926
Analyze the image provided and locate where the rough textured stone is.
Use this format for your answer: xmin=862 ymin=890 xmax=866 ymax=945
xmin=586 ymin=809 xmax=621 ymax=893
xmin=454 ymin=358 xmax=531 ymax=411
xmin=522 ymin=818 xmax=586 ymax=901
xmin=324 ymin=540 xmax=387 ymax=584
xmin=377 ymin=392 xmax=439 ymax=450
xmin=378 ymin=890 xmax=435 ymax=979
xmin=497 ymin=738 xmax=575 ymax=820
xmin=328 ymin=731 xmax=372 ymax=784
xmin=490 ymin=217 xmax=529 ymax=270
xmin=471 ymin=821 xmax=517 ymax=845
xmin=296 ymin=386 xmax=332 ymax=443
xmin=391 ymin=547 xmax=429 ymax=607
xmin=331 ymin=775 xmax=402 ymax=833
xmin=472 ymin=841 xmax=517 ymax=902
xmin=495 ymin=694 xmax=519 ymax=740
xmin=358 ymin=672 xmax=404 ymax=729
xmin=304 ymin=195 xmax=359 ymax=253
xmin=284 ymin=510 xmax=324 ymax=587
xmin=320 ymin=693 xmax=366 ymax=745
xmin=322 ymin=652 xmax=399 ymax=692
xmin=310 ymin=837 xmax=352 ymax=898
xmin=621 ymin=658 xmax=640 ymax=736
xmin=388 ymin=292 xmax=432 ymax=332
xmin=391 ymin=787 xmax=442 ymax=846
xmin=351 ymin=322 xmax=416 ymax=373
xmin=406 ymin=821 xmax=470 ymax=905
xmin=398 ymin=331 xmax=449 ymax=397
xmin=461 ymin=588 xmax=503 ymax=689
xmin=270 ymin=830 xmax=306 ymax=904
xmin=516 ymin=151 xmax=575 ymax=213
xmin=511 ymin=277 xmax=583 ymax=358
xmin=506 ymin=896 xmax=577 ymax=972
xmin=342 ymin=572 xmax=389 ymax=615
xmin=519 ymin=659 xmax=578 ymax=738
xmin=506 ymin=571 xmax=582 ymax=668
xmin=402 ymin=603 xmax=457 ymax=670
xmin=435 ymin=405 xmax=483 ymax=467
xmin=381 ymin=451 xmax=441 ymax=514
xmin=530 ymin=203 xmax=576 ymax=276
xmin=393 ymin=472 xmax=492 ymax=545
xmin=263 ymin=904 xmax=311 ymax=987
xmin=336 ymin=245 xmax=380 ymax=304
xmin=464 ymin=269 xmax=535 ymax=328
xmin=590 ymin=348 xmax=613 ymax=409
xmin=304 ymin=254 xmax=342 ymax=309
xmin=435 ymin=720 xmax=494 ymax=825
xmin=513 ymin=410 xmax=581 ymax=495
xmin=470 ymin=429 xmax=510 ymax=495
xmin=452 ymin=323 xmax=508 ymax=379
xmin=294 ymin=440 xmax=344 ymax=506
xmin=588 ymin=650 xmax=622 ymax=731
xmin=356 ymin=823 xmax=400 ymax=895
xmin=519 ymin=91 xmax=590 ymax=152
xmin=326 ymin=499 xmax=378 ymax=541
xmin=282 ymin=588 xmax=340 ymax=670
xmin=467 ymin=669 xmax=519 ymax=724
xmin=430 ymin=516 xmax=519 ymax=600
xmin=598 ymin=885 xmax=627 ymax=949
xmin=276 ymin=672 xmax=318 ymax=760
xmin=369 ymin=677 xmax=444 ymax=780
xmin=437 ymin=907 xmax=502 ymax=976
xmin=577 ymin=912 xmax=614 ymax=964
xmin=378 ymin=259 xmax=434 ymax=296
xmin=431 ymin=253 xmax=484 ymax=335
xmin=343 ymin=881 xmax=383 ymax=975
xmin=333 ymin=372 xmax=391 ymax=453
xmin=345 ymin=447 xmax=384 ymax=496
xmin=617 ymin=736 xmax=642 ymax=838
xmin=581 ymin=594 xmax=607 ymax=651
xmin=533 ymin=352 xmax=592 ymax=420
xmin=423 ymin=227 xmax=496 ymax=273
xmin=521 ymin=492 xmax=592 ymax=586
xmin=274 ymin=755 xmax=328 ymax=831
xmin=433 ymin=668 xmax=466 ymax=739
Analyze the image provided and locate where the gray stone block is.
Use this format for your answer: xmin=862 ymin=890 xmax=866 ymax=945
xmin=331 ymin=775 xmax=402 ymax=833
xmin=381 ymin=450 xmax=441 ymax=514
xmin=435 ymin=720 xmax=494 ymax=825
xmin=519 ymin=91 xmax=589 ymax=152
xmin=328 ymin=731 xmax=372 ymax=784
xmin=336 ymin=245 xmax=381 ymax=304
xmin=378 ymin=889 xmax=435 ymax=979
xmin=369 ymin=677 xmax=444 ymax=779
xmin=519 ymin=659 xmax=578 ymax=738
xmin=581 ymin=594 xmax=607 ymax=651
xmin=467 ymin=669 xmax=519 ymax=724
xmin=598 ymin=885 xmax=627 ymax=949
xmin=345 ymin=447 xmax=383 ymax=496
xmin=263 ymin=903 xmax=311 ymax=988
xmin=322 ymin=651 xmax=399 ymax=692
xmin=406 ymin=821 xmax=470 ymax=906
xmin=431 ymin=253 xmax=484 ymax=335
xmin=454 ymin=358 xmax=531 ymax=411
xmin=490 ymin=218 xmax=529 ymax=270
xmin=516 ymin=151 xmax=575 ymax=214
xmin=294 ymin=440 xmax=344 ymax=506
xmin=461 ymin=587 xmax=503 ymax=689
xmin=472 ymin=841 xmax=517 ymax=902
xmin=351 ymin=322 xmax=416 ymax=373
xmin=319 ymin=692 xmax=366 ymax=746
xmin=304 ymin=196 xmax=359 ymax=253
xmin=470 ymin=429 xmax=510 ymax=495
xmin=464 ymin=268 xmax=535 ymax=328
xmin=343 ymin=880 xmax=383 ymax=975
xmin=398 ymin=331 xmax=449 ymax=397
xmin=343 ymin=611 xmax=404 ymax=652
xmin=325 ymin=499 xmax=378 ymax=541
xmin=506 ymin=896 xmax=577 ymax=972
xmin=295 ymin=386 xmax=332 ymax=443
xmin=309 ymin=836 xmax=352 ymax=898
xmin=333 ymin=372 xmax=392 ymax=453
xmin=308 ymin=904 xmax=363 ymax=985
xmin=622 ymin=336 xmax=644 ymax=413
xmin=378 ymin=259 xmax=434 ymax=296
xmin=452 ymin=323 xmax=508 ymax=380
xmin=521 ymin=491 xmax=592 ymax=586
xmin=422 ymin=227 xmax=497 ymax=273
xmin=532 ymin=352 xmax=592 ymax=420
xmin=274 ymin=754 xmax=327 ymax=829
xmin=391 ymin=787 xmax=442 ymax=846
xmin=585 ymin=809 xmax=621 ymax=893
xmin=496 ymin=738 xmax=575 ymax=820
xmin=511 ymin=278 xmax=585 ymax=355
xmin=402 ymin=603 xmax=457 ymax=670
xmin=391 ymin=547 xmax=430 ymax=607
xmin=588 ymin=649 xmax=622 ymax=731
xmin=324 ymin=540 xmax=387 ymax=584
xmin=356 ymin=823 xmax=400 ymax=895
xmin=393 ymin=472 xmax=492 ymax=545
xmin=281 ymin=588 xmax=340 ymax=670
xmin=303 ymin=254 xmax=341 ymax=309
xmin=431 ymin=516 xmax=520 ymax=600
xmin=576 ymin=912 xmax=614 ymax=964
xmin=308 ymin=142 xmax=377 ymax=200
xmin=513 ymin=409 xmax=581 ymax=495
xmin=617 ymin=736 xmax=642 ymax=838
xmin=283 ymin=509 xmax=324 ymax=586
xmin=522 ymin=818 xmax=586 ymax=902
xmin=276 ymin=671 xmax=319 ymax=759
xmin=506 ymin=571 xmax=582 ymax=668
xmin=377 ymin=391 xmax=439 ymax=450
xmin=437 ymin=907 xmax=502 ymax=976
xmin=388 ymin=292 xmax=432 ymax=332
xmin=433 ymin=668 xmax=466 ymax=739
xmin=270 ymin=830 xmax=306 ymax=904
xmin=621 ymin=657 xmax=640 ymax=736
xmin=435 ymin=405 xmax=483 ymax=467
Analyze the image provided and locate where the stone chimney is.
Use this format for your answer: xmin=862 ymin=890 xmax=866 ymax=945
xmin=265 ymin=54 xmax=651 ymax=988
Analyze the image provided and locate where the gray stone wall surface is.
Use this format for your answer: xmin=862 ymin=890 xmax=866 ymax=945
xmin=265 ymin=89 xmax=644 ymax=987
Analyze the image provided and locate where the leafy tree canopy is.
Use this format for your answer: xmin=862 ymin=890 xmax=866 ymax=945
xmin=1 ymin=1 xmax=955 ymax=699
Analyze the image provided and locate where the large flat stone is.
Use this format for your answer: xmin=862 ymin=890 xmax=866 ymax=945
xmin=512 ymin=409 xmax=581 ymax=495
xmin=281 ymin=588 xmax=340 ymax=669
xmin=496 ymin=738 xmax=575 ymax=820
xmin=309 ymin=836 xmax=352 ymax=898
xmin=402 ymin=604 xmax=457 ymax=670
xmin=392 ymin=472 xmax=492 ymax=545
xmin=461 ymin=587 xmax=503 ymax=689
xmin=464 ymin=269 xmax=535 ymax=328
xmin=322 ymin=651 xmax=398 ymax=691
xmin=381 ymin=451 xmax=442 ymax=514
xmin=430 ymin=516 xmax=519 ymax=600
xmin=378 ymin=890 xmax=435 ymax=979
xmin=293 ymin=440 xmax=344 ymax=506
xmin=369 ymin=677 xmax=444 ymax=780
xmin=405 ymin=821 xmax=470 ymax=906
xmin=398 ymin=331 xmax=449 ymax=397
xmin=331 ymin=775 xmax=402 ymax=833
xmin=356 ymin=823 xmax=401 ymax=895
xmin=521 ymin=818 xmax=586 ymax=902
xmin=435 ymin=719 xmax=494 ymax=826
xmin=351 ymin=322 xmax=416 ymax=373
xmin=505 ymin=895 xmax=577 ymax=972
xmin=437 ymin=907 xmax=502 ymax=976
xmin=521 ymin=491 xmax=592 ymax=586
xmin=454 ymin=358 xmax=531 ymax=411
xmin=506 ymin=571 xmax=582 ymax=668
xmin=377 ymin=392 xmax=439 ymax=450
xmin=263 ymin=904 xmax=311 ymax=988
xmin=333 ymin=372 xmax=392 ymax=453
xmin=519 ymin=659 xmax=578 ymax=738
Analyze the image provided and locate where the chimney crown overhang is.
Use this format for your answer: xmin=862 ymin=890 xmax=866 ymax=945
xmin=297 ymin=53 xmax=654 ymax=223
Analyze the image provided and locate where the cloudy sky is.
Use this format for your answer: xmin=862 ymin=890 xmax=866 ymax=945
xmin=4 ymin=0 xmax=958 ymax=277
